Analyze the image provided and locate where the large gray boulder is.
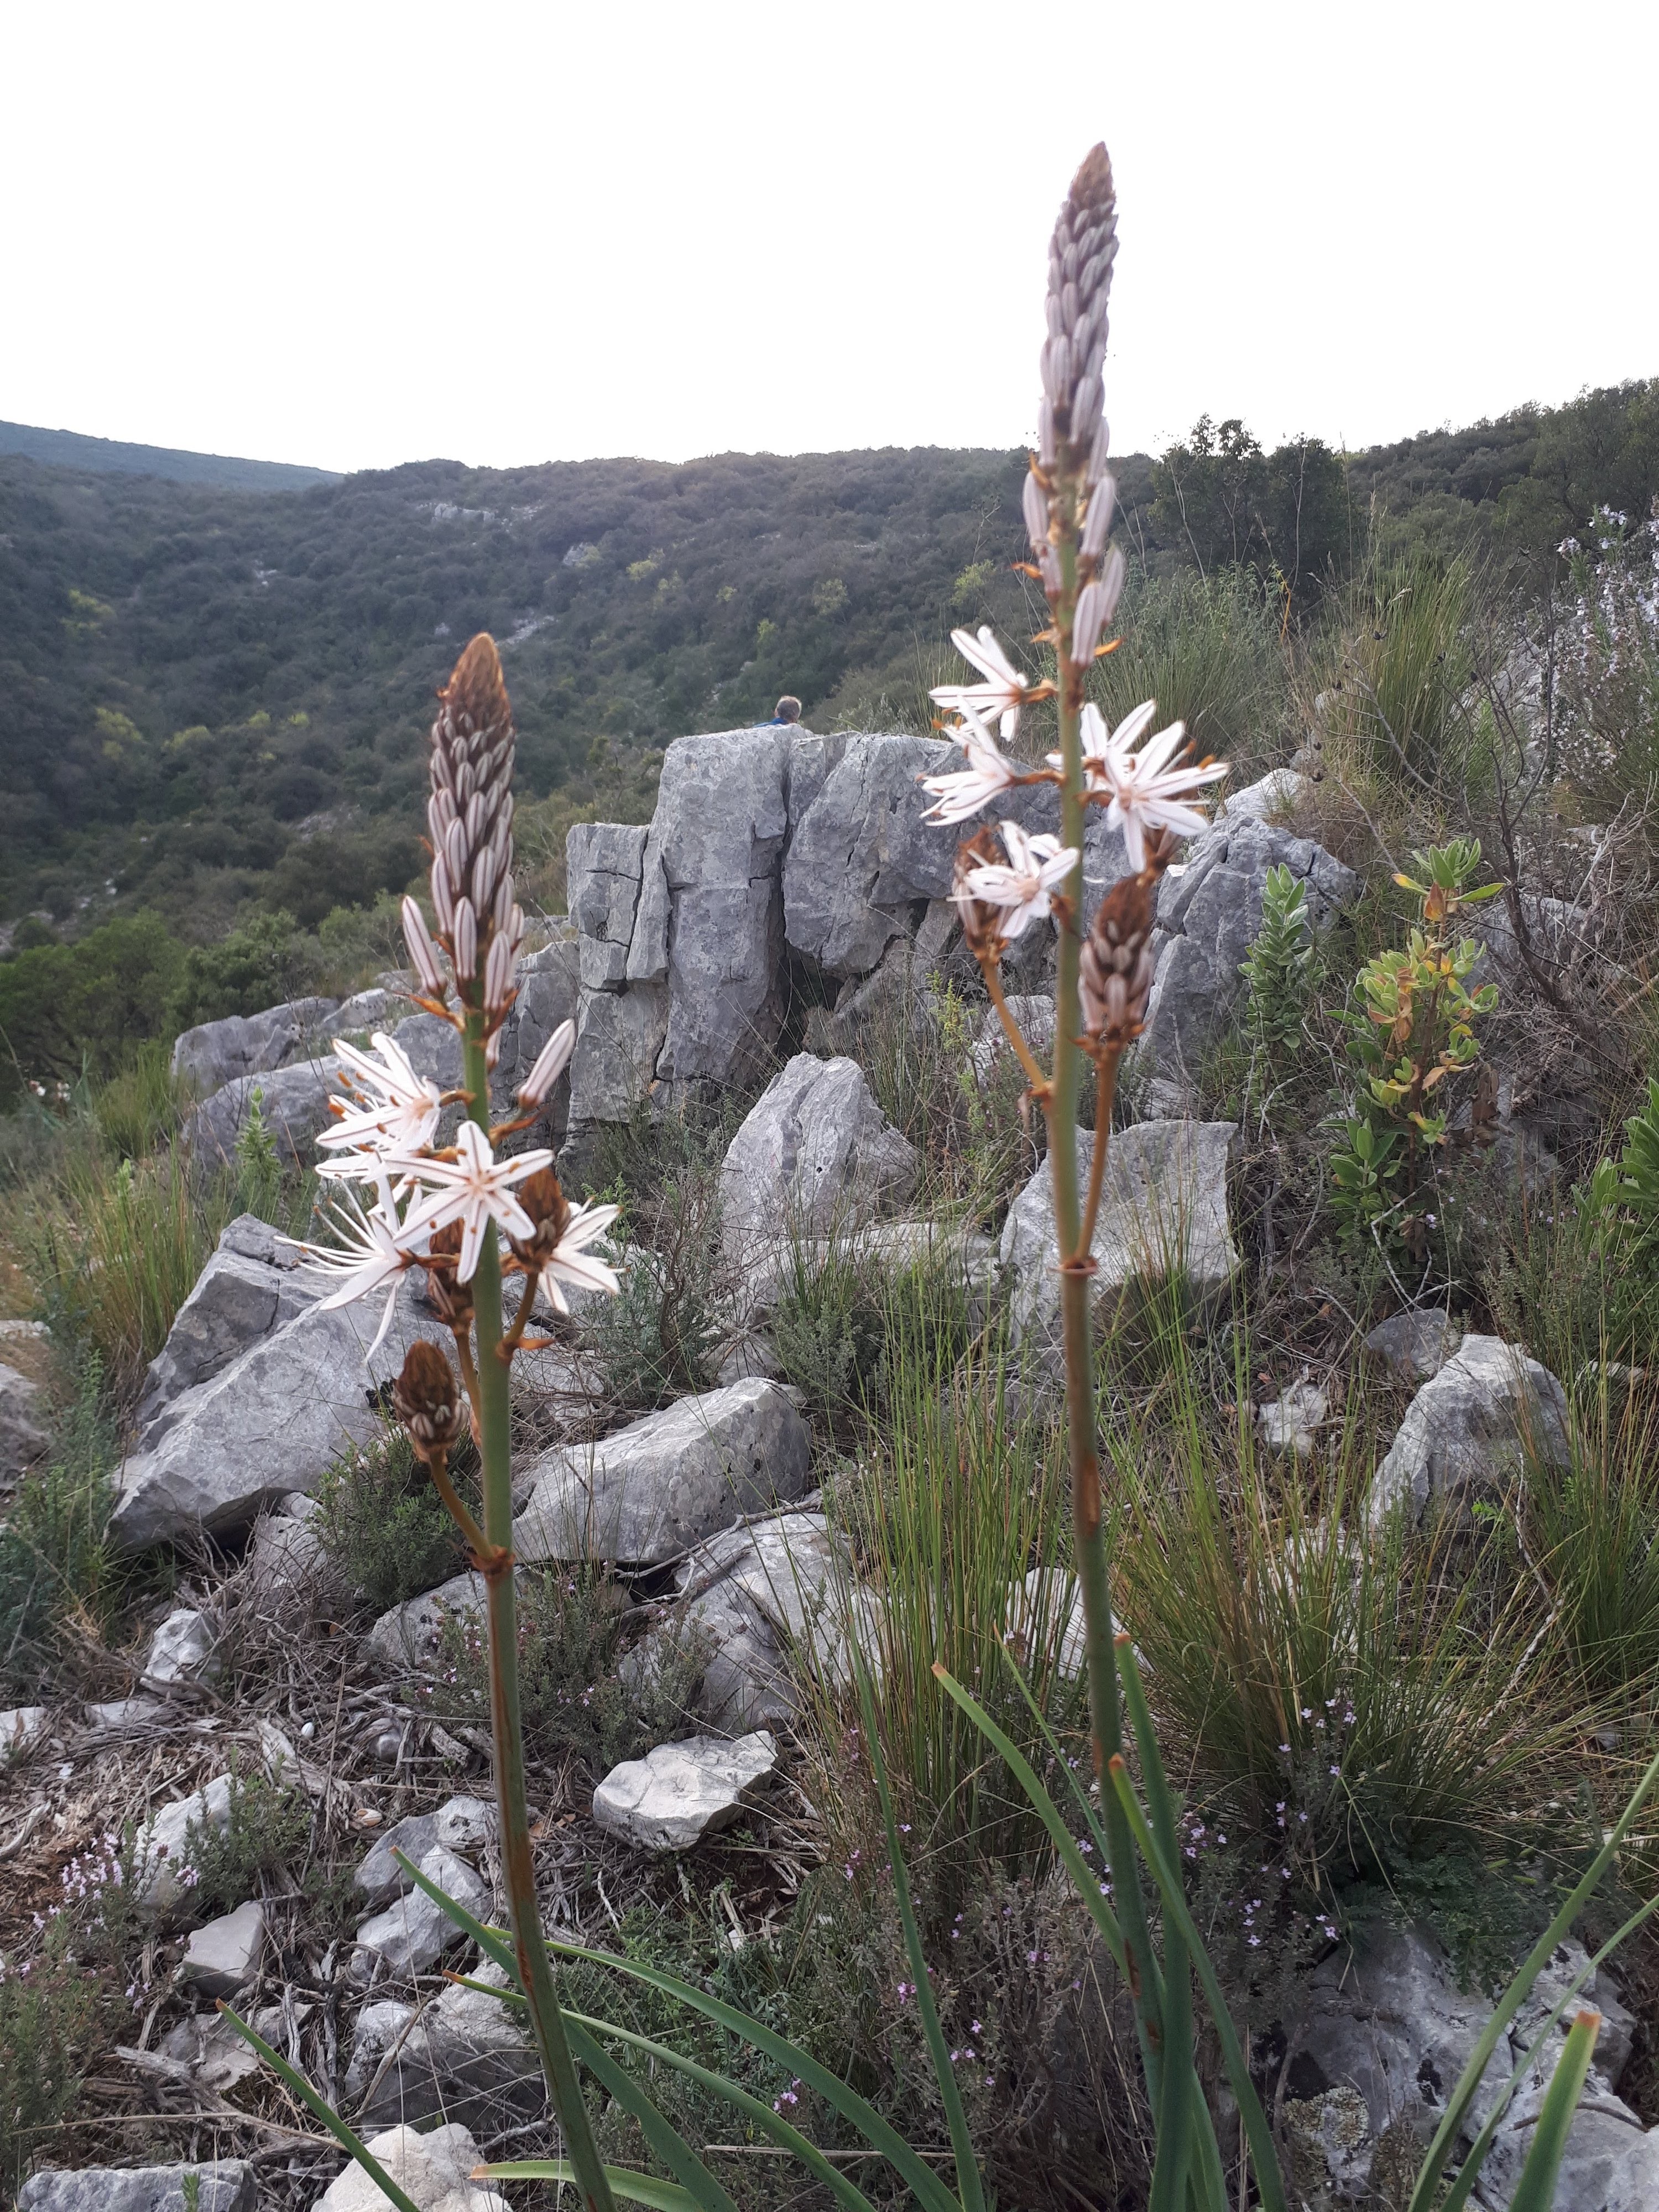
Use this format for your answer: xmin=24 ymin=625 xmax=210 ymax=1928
xmin=1287 ymin=1922 xmax=1651 ymax=2208
xmin=111 ymin=1274 xmax=431 ymax=1550
xmin=568 ymin=822 xmax=650 ymax=990
xmin=18 ymin=2167 xmax=253 ymax=2212
xmin=1370 ymin=1333 xmax=1571 ymax=1526
xmin=783 ymin=733 xmax=958 ymax=979
xmin=348 ymin=1964 xmax=540 ymax=2133
xmin=1000 ymin=1120 xmax=1239 ymax=1350
xmin=133 ymin=1214 xmax=319 ymax=1441
xmin=1133 ymin=812 xmax=1358 ymax=1111
xmin=592 ymin=1729 xmax=779 ymax=1851
xmin=171 ymin=996 xmax=340 ymax=1094
xmin=513 ymin=1378 xmax=812 ymax=1565
xmin=627 ymin=731 xmax=792 ymax=1091
xmin=719 ymin=1054 xmax=919 ymax=1263
xmin=182 ymin=1054 xmax=340 ymax=1168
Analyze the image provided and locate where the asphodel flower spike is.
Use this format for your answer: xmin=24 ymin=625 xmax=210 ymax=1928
xmin=517 ymin=1019 xmax=576 ymax=1109
xmin=282 ymin=1167 xmax=429 ymax=1357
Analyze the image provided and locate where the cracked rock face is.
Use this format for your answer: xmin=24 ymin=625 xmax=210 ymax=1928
xmin=18 ymin=2167 xmax=254 ymax=2212
xmin=513 ymin=1377 xmax=813 ymax=1566
xmin=719 ymin=1053 xmax=919 ymax=1262
xmin=999 ymin=1120 xmax=1239 ymax=1351
xmin=1369 ymin=1333 xmax=1570 ymax=1526
xmin=347 ymin=1961 xmax=541 ymax=2133
xmin=133 ymin=1214 xmax=320 ymax=1443
xmin=171 ymin=996 xmax=341 ymax=1095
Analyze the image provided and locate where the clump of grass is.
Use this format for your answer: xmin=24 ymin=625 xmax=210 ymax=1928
xmin=314 ymin=1426 xmax=470 ymax=1614
xmin=814 ymin=1275 xmax=1086 ymax=1882
xmin=1111 ymin=1350 xmax=1548 ymax=1884
xmin=1090 ymin=565 xmax=1289 ymax=781
xmin=430 ymin=1566 xmax=708 ymax=1776
xmin=184 ymin=1763 xmax=312 ymax=1920
xmin=1525 ymin=1379 xmax=1659 ymax=1703
xmin=1310 ymin=548 xmax=1475 ymax=791
xmin=0 ymin=1355 xmax=119 ymax=1695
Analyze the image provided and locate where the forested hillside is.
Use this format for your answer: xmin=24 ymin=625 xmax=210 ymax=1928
xmin=2 ymin=380 xmax=1654 ymax=954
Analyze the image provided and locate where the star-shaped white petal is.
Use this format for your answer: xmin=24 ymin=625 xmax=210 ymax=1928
xmin=390 ymin=1122 xmax=553 ymax=1284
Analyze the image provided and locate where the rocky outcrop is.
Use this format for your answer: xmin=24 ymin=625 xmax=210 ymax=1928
xmin=1133 ymin=808 xmax=1358 ymax=1113
xmin=1000 ymin=1120 xmax=1239 ymax=1351
xmin=592 ymin=1730 xmax=780 ymax=1850
xmin=111 ymin=1274 xmax=432 ymax=1550
xmin=1286 ymin=1923 xmax=1652 ymax=2208
xmin=171 ymin=997 xmax=341 ymax=1095
xmin=560 ymin=726 xmax=1134 ymax=1140
xmin=134 ymin=1215 xmax=319 ymax=1442
xmin=180 ymin=1015 xmax=462 ymax=1170
xmin=1369 ymin=1333 xmax=1571 ymax=1526
xmin=513 ymin=1378 xmax=813 ymax=1565
xmin=719 ymin=1054 xmax=918 ymax=1264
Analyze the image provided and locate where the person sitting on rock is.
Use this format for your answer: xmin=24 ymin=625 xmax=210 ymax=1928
xmin=768 ymin=695 xmax=802 ymax=726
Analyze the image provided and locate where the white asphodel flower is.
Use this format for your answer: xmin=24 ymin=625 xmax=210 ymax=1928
xmin=392 ymin=1121 xmax=553 ymax=1284
xmin=1090 ymin=712 xmax=1228 ymax=871
xmin=959 ymin=821 xmax=1078 ymax=940
xmin=1050 ymin=700 xmax=1158 ymax=788
xmin=919 ymin=706 xmax=1022 ymax=825
xmin=318 ymin=1034 xmax=444 ymax=1157
xmin=283 ymin=1169 xmax=429 ymax=1358
xmin=536 ymin=1199 xmax=623 ymax=1315
xmin=930 ymin=626 xmax=1034 ymax=743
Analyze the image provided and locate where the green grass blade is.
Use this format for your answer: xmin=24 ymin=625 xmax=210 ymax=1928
xmin=1437 ymin=1892 xmax=1659 ymax=2212
xmin=854 ymin=1651 xmax=980 ymax=2212
xmin=543 ymin=1938 xmax=963 ymax=2212
xmin=562 ymin=2017 xmax=739 ymax=2212
xmin=1505 ymin=2012 xmax=1599 ymax=2212
xmin=216 ymin=2004 xmax=422 ymax=2212
xmin=1407 ymin=1741 xmax=1659 ymax=2212
xmin=1118 ymin=1644 xmax=1194 ymax=2212
xmin=1104 ymin=1761 xmax=1288 ymax=2212
xmin=477 ymin=2165 xmax=698 ymax=2210
xmin=931 ymin=1664 xmax=1130 ymax=1982
xmin=565 ymin=2010 xmax=880 ymax=2212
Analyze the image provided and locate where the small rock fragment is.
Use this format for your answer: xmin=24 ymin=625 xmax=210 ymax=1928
xmin=592 ymin=1730 xmax=779 ymax=1851
xmin=1364 ymin=1310 xmax=1453 ymax=1382
xmin=180 ymin=1901 xmax=265 ymax=1999
xmin=143 ymin=1608 xmax=218 ymax=1687
xmin=312 ymin=2122 xmax=507 ymax=2212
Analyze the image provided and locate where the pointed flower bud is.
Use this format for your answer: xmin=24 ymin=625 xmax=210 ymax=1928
xmin=1070 ymin=547 xmax=1126 ymax=665
xmin=393 ymin=1338 xmax=467 ymax=1463
xmin=1023 ymin=471 xmax=1051 ymax=556
xmin=401 ymin=896 xmax=447 ymax=999
xmin=518 ymin=1019 xmax=576 ymax=1108
xmin=1080 ymin=870 xmax=1159 ymax=1051
xmin=1081 ymin=475 xmax=1117 ymax=561
xmin=483 ymin=928 xmax=517 ymax=1016
xmin=452 ymin=898 xmax=478 ymax=980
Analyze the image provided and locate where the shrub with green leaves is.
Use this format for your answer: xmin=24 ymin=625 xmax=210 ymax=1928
xmin=430 ymin=1567 xmax=709 ymax=1776
xmin=184 ymin=1764 xmax=312 ymax=1919
xmin=1239 ymin=864 xmax=1313 ymax=1109
xmin=0 ymin=1922 xmax=103 ymax=2189
xmin=314 ymin=1428 xmax=468 ymax=1614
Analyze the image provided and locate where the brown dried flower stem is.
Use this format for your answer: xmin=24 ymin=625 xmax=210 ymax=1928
xmin=459 ymin=1016 xmax=613 ymax=2211
xmin=980 ymin=959 xmax=1055 ymax=1102
xmin=423 ymin=1443 xmax=491 ymax=1563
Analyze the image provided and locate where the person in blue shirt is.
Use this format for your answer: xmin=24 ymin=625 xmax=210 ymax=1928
xmin=767 ymin=696 xmax=801 ymax=726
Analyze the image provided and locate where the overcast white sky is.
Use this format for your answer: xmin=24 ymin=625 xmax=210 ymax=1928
xmin=4 ymin=1 xmax=1655 ymax=476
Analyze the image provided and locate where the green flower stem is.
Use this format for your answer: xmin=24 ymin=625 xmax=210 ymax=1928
xmin=1048 ymin=503 xmax=1161 ymax=2086
xmin=462 ymin=1018 xmax=615 ymax=2212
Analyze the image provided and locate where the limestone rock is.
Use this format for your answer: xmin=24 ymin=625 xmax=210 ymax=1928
xmin=356 ymin=1796 xmax=495 ymax=1909
xmin=351 ymin=1844 xmax=487 ymax=1982
xmin=719 ymin=1055 xmax=918 ymax=1263
xmin=133 ymin=1215 xmax=319 ymax=1442
xmin=84 ymin=1697 xmax=166 ymax=1731
xmin=171 ymin=996 xmax=340 ymax=1094
xmin=514 ymin=1378 xmax=812 ymax=1566
xmin=111 ymin=1272 xmax=430 ymax=1550
xmin=1222 ymin=766 xmax=1311 ymax=822
xmin=242 ymin=1500 xmax=330 ymax=1605
xmin=331 ymin=985 xmax=404 ymax=1035
xmin=1 ymin=1705 xmax=48 ymax=1760
xmin=133 ymin=1775 xmax=234 ymax=1916
xmin=17 ymin=2166 xmax=253 ymax=2212
xmin=783 ymin=733 xmax=952 ymax=978
xmin=349 ymin=1963 xmax=541 ymax=2131
xmin=1369 ymin=1333 xmax=1570 ymax=1526
xmin=180 ymin=1901 xmax=265 ymax=1998
xmin=627 ymin=729 xmax=791 ymax=1092
xmin=1000 ymin=1121 xmax=1239 ymax=1351
xmin=142 ymin=1607 xmax=218 ymax=1687
xmin=1288 ymin=1923 xmax=1651 ymax=2206
xmin=1134 ymin=815 xmax=1357 ymax=1110
xmin=0 ymin=1360 xmax=49 ymax=1484
xmin=312 ymin=2124 xmax=507 ymax=2212
xmin=592 ymin=1729 xmax=780 ymax=1850
xmin=1257 ymin=1382 xmax=1329 ymax=1457
xmin=1006 ymin=1569 xmax=1088 ymax=1679
xmin=1364 ymin=1310 xmax=1455 ymax=1382
xmin=738 ymin=1217 xmax=998 ymax=1319
xmin=566 ymin=978 xmax=670 ymax=1131
xmin=158 ymin=2006 xmax=278 ymax=2094
xmin=666 ymin=1509 xmax=853 ymax=1729
xmin=182 ymin=1056 xmax=340 ymax=1169
xmin=364 ymin=1564 xmax=491 ymax=1676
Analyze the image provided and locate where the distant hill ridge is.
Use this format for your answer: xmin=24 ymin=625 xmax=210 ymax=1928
xmin=0 ymin=419 xmax=342 ymax=493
